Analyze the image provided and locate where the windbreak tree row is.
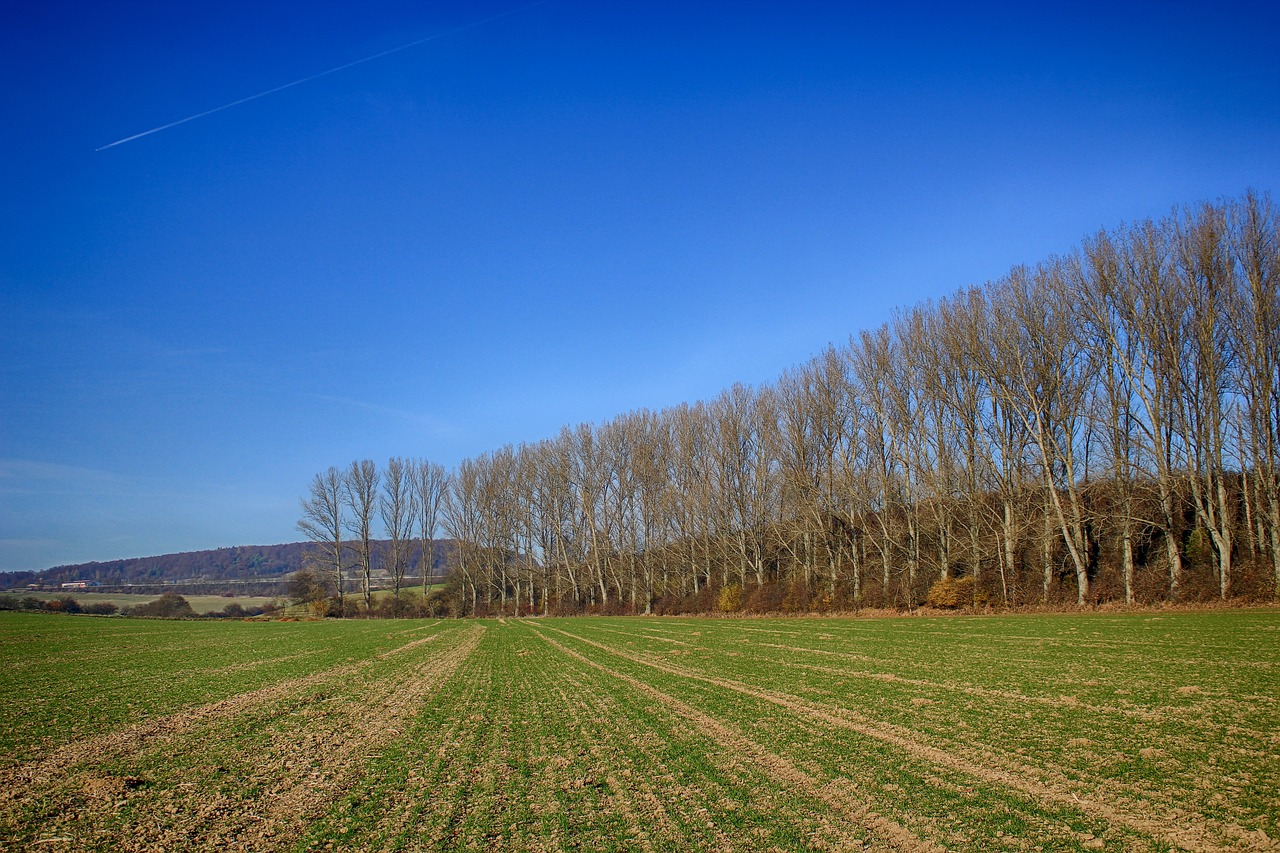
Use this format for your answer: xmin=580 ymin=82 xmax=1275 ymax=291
xmin=301 ymin=192 xmax=1279 ymax=616
xmin=297 ymin=459 xmax=449 ymax=616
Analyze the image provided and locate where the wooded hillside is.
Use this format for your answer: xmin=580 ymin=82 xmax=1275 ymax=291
xmin=2 ymin=540 xmax=454 ymax=591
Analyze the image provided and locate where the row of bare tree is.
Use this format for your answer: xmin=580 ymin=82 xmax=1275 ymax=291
xmin=300 ymin=192 xmax=1278 ymax=615
xmin=297 ymin=458 xmax=448 ymax=614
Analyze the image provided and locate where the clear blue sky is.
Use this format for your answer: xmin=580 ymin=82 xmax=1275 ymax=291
xmin=3 ymin=1 xmax=1278 ymax=572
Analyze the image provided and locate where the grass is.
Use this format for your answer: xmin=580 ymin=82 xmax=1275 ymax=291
xmin=1 ymin=609 xmax=1276 ymax=851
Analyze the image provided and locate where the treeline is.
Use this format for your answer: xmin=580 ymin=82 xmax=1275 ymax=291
xmin=298 ymin=459 xmax=451 ymax=616
xmin=302 ymin=192 xmax=1278 ymax=616
xmin=0 ymin=593 xmax=275 ymax=619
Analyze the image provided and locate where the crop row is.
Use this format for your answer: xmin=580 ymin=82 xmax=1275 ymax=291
xmin=1 ymin=610 xmax=1276 ymax=851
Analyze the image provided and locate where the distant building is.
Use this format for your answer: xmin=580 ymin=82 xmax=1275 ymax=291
xmin=59 ymin=581 xmax=100 ymax=590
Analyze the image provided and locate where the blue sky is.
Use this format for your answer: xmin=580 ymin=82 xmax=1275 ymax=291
xmin=3 ymin=1 xmax=1278 ymax=573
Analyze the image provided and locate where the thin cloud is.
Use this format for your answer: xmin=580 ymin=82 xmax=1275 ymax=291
xmin=0 ymin=458 xmax=124 ymax=494
xmin=0 ymin=458 xmax=200 ymax=501
xmin=96 ymin=0 xmax=550 ymax=151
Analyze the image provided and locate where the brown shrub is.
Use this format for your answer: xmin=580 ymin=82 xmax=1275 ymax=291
xmin=718 ymin=584 xmax=743 ymax=613
xmin=926 ymin=576 xmax=981 ymax=609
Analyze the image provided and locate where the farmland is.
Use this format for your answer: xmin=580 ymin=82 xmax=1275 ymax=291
xmin=1 ymin=611 xmax=1277 ymax=851
xmin=0 ymin=591 xmax=283 ymax=614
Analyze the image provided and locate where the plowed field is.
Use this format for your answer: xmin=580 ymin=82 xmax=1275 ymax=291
xmin=2 ymin=610 xmax=1277 ymax=851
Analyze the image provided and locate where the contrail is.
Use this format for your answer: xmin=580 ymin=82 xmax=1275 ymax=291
xmin=96 ymin=0 xmax=549 ymax=151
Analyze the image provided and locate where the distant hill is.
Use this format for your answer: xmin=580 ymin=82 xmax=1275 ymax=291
xmin=1 ymin=540 xmax=455 ymax=591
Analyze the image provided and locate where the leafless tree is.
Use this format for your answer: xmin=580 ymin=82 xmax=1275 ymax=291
xmin=343 ymin=459 xmax=380 ymax=613
xmin=410 ymin=459 xmax=449 ymax=600
xmin=303 ymin=193 xmax=1276 ymax=615
xmin=443 ymin=458 xmax=483 ymax=615
xmin=1173 ymin=204 xmax=1237 ymax=598
xmin=850 ymin=326 xmax=910 ymax=606
xmin=1076 ymin=234 xmax=1145 ymax=603
xmin=380 ymin=457 xmax=415 ymax=614
xmin=1114 ymin=218 xmax=1188 ymax=596
xmin=987 ymin=265 xmax=1094 ymax=604
xmin=297 ymin=466 xmax=347 ymax=616
xmin=1226 ymin=192 xmax=1280 ymax=598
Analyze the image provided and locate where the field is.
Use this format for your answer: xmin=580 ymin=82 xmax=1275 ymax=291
xmin=1 ymin=611 xmax=1277 ymax=851
xmin=0 ymin=591 xmax=282 ymax=614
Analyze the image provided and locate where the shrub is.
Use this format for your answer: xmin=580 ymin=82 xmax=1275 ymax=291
xmin=744 ymin=582 xmax=785 ymax=613
xmin=927 ymin=576 xmax=977 ymax=609
xmin=83 ymin=602 xmax=119 ymax=615
xmin=202 ymin=603 xmax=260 ymax=619
xmin=1184 ymin=528 xmax=1212 ymax=570
xmin=130 ymin=592 xmax=196 ymax=619
xmin=46 ymin=597 xmax=82 ymax=613
xmin=781 ymin=581 xmax=813 ymax=613
xmin=422 ymin=589 xmax=457 ymax=618
xmin=289 ymin=569 xmax=331 ymax=606
xmin=718 ymin=584 xmax=743 ymax=613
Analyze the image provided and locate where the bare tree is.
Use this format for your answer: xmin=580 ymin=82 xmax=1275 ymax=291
xmin=567 ymin=423 xmax=613 ymax=608
xmin=343 ymin=459 xmax=380 ymax=613
xmin=1114 ymin=218 xmax=1188 ymax=596
xmin=410 ymin=459 xmax=449 ymax=600
xmin=669 ymin=402 xmax=715 ymax=598
xmin=777 ymin=358 xmax=834 ymax=596
xmin=478 ymin=446 xmax=520 ymax=614
xmin=380 ymin=457 xmax=415 ymax=614
xmin=1076 ymin=234 xmax=1145 ymax=604
xmin=301 ymin=193 xmax=1274 ymax=614
xmin=1173 ymin=204 xmax=1237 ymax=599
xmin=443 ymin=458 xmax=483 ymax=615
xmin=1226 ymin=192 xmax=1280 ymax=598
xmin=297 ymin=466 xmax=347 ymax=616
xmin=929 ymin=288 xmax=1002 ymax=601
xmin=988 ymin=265 xmax=1094 ymax=604
xmin=963 ymin=287 xmax=1033 ymax=606
xmin=850 ymin=326 xmax=910 ymax=606
xmin=632 ymin=409 xmax=675 ymax=613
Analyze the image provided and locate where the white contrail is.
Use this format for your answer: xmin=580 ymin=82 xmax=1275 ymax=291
xmin=96 ymin=0 xmax=550 ymax=151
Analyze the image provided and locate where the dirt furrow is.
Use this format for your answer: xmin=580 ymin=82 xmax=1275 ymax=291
xmin=108 ymin=624 xmax=484 ymax=851
xmin=0 ymin=661 xmax=365 ymax=803
xmin=545 ymin=658 xmax=728 ymax=852
xmin=545 ymin=624 xmax=1230 ymax=852
xmin=530 ymin=625 xmax=938 ymax=853
xmin=748 ymin=643 xmax=1274 ymax=739
xmin=357 ymin=652 xmax=491 ymax=851
xmin=547 ymin=653 xmax=876 ymax=852
xmin=200 ymin=650 xmax=324 ymax=674
xmin=0 ymin=625 xmax=479 ymax=851
xmin=387 ymin=619 xmax=444 ymax=636
xmin=0 ymin=629 xmax=457 ymax=803
xmin=377 ymin=632 xmax=442 ymax=657
xmin=376 ymin=645 xmax=500 ymax=851
xmin=590 ymin=625 xmax=695 ymax=646
xmin=546 ymin=677 xmax=660 ymax=853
